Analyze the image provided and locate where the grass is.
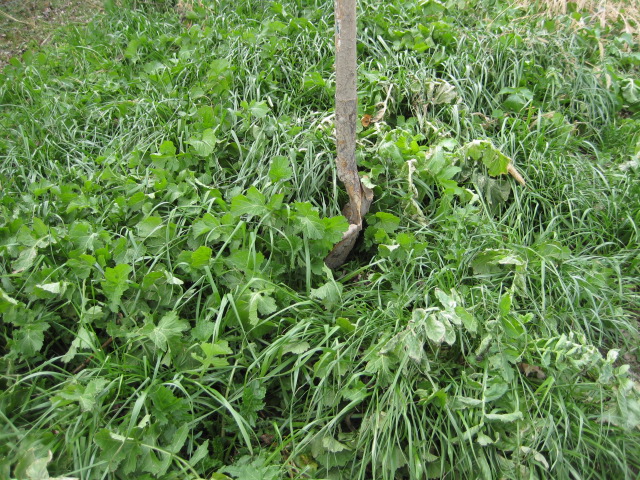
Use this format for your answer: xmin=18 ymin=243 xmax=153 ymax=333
xmin=0 ymin=0 xmax=639 ymax=479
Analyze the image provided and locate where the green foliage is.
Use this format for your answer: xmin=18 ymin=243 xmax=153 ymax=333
xmin=1 ymin=0 xmax=639 ymax=479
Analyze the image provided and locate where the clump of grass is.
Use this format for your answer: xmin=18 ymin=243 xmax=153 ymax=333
xmin=1 ymin=0 xmax=639 ymax=479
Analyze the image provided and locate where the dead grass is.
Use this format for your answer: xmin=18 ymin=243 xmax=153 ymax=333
xmin=524 ymin=0 xmax=640 ymax=39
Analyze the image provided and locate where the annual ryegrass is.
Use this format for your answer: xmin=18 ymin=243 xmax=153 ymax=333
xmin=1 ymin=0 xmax=639 ymax=479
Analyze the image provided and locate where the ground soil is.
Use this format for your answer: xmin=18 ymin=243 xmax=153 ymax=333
xmin=0 ymin=0 xmax=102 ymax=69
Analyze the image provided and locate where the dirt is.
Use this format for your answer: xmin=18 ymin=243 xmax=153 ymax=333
xmin=0 ymin=0 xmax=103 ymax=69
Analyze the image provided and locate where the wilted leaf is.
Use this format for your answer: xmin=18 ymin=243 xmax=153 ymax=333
xmin=485 ymin=410 xmax=523 ymax=423
xmin=322 ymin=436 xmax=349 ymax=453
xmin=518 ymin=363 xmax=547 ymax=379
xmin=12 ymin=247 xmax=38 ymax=273
xmin=425 ymin=314 xmax=446 ymax=344
xmin=283 ymin=341 xmax=311 ymax=354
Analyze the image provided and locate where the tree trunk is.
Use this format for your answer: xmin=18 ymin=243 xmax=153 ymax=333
xmin=325 ymin=0 xmax=373 ymax=269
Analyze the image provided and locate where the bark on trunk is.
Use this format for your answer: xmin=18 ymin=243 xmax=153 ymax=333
xmin=325 ymin=0 xmax=373 ymax=269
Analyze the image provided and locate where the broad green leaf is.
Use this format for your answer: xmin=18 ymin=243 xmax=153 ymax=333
xmin=310 ymin=281 xmax=343 ymax=308
xmin=484 ymin=379 xmax=509 ymax=402
xmin=268 ymin=156 xmax=293 ymax=182
xmin=241 ymin=379 xmax=266 ymax=426
xmin=13 ymin=322 xmax=49 ymax=357
xmin=224 ymin=455 xmax=280 ymax=480
xmin=465 ymin=140 xmax=511 ymax=176
xmin=499 ymin=292 xmax=512 ymax=316
xmin=535 ymin=241 xmax=571 ymax=261
xmin=443 ymin=319 xmax=456 ymax=345
xmin=336 ymin=317 xmax=355 ymax=333
xmin=472 ymin=249 xmax=525 ymax=275
xmin=14 ymin=449 xmax=54 ymax=480
xmin=124 ymin=36 xmax=145 ymax=62
xmin=158 ymin=140 xmax=176 ymax=156
xmin=417 ymin=388 xmax=448 ymax=407
xmin=364 ymin=349 xmax=398 ymax=384
xmin=246 ymin=100 xmax=270 ymax=119
xmin=66 ymin=254 xmax=95 ymax=279
xmin=94 ymin=429 xmax=135 ymax=473
xmin=189 ymin=440 xmax=210 ymax=467
xmin=294 ymin=202 xmax=324 ymax=239
xmin=141 ymin=270 xmax=164 ymax=290
xmin=61 ymin=326 xmax=96 ymax=363
xmin=101 ymin=264 xmax=132 ymax=312
xmin=35 ymin=281 xmax=68 ymax=296
xmin=501 ymin=315 xmax=525 ymax=339
xmin=196 ymin=105 xmax=215 ymax=127
xmin=68 ymin=221 xmax=98 ymax=251
xmin=187 ymin=128 xmax=218 ymax=157
xmin=16 ymin=224 xmax=36 ymax=246
xmin=83 ymin=306 xmax=104 ymax=323
xmin=192 ymin=213 xmax=222 ymax=240
xmin=192 ymin=318 xmax=215 ymax=342
xmin=230 ymin=187 xmax=268 ymax=217
xmin=342 ymin=380 xmax=368 ymax=402
xmin=303 ymin=71 xmax=327 ymax=90
xmin=190 ymin=246 xmax=212 ymax=269
xmin=51 ymin=378 xmax=109 ymax=412
xmin=425 ymin=79 xmax=457 ymax=105
xmin=435 ymin=288 xmax=457 ymax=310
xmin=449 ymin=396 xmax=482 ymax=409
xmin=167 ymin=424 xmax=190 ymax=454
xmin=321 ymin=215 xmax=349 ymax=243
xmin=455 ymin=306 xmax=478 ymax=333
xmin=192 ymin=341 xmax=232 ymax=369
xmin=477 ymin=433 xmax=496 ymax=446
xmin=165 ymin=271 xmax=184 ymax=285
xmin=136 ymin=216 xmax=163 ymax=238
xmin=208 ymin=58 xmax=230 ymax=77
xmin=403 ymin=329 xmax=427 ymax=364
xmin=0 ymin=287 xmax=19 ymax=313
xmin=146 ymin=312 xmax=188 ymax=352
xmin=266 ymin=192 xmax=284 ymax=211
xmin=373 ymin=212 xmax=401 ymax=233
xmin=149 ymin=384 xmax=189 ymax=426
xmin=247 ymin=291 xmax=277 ymax=326
xmin=499 ymin=87 xmax=533 ymax=112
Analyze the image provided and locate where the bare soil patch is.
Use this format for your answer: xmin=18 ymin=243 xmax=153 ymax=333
xmin=0 ymin=0 xmax=102 ymax=69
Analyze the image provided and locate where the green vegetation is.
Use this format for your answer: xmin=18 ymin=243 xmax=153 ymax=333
xmin=1 ymin=0 xmax=639 ymax=478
